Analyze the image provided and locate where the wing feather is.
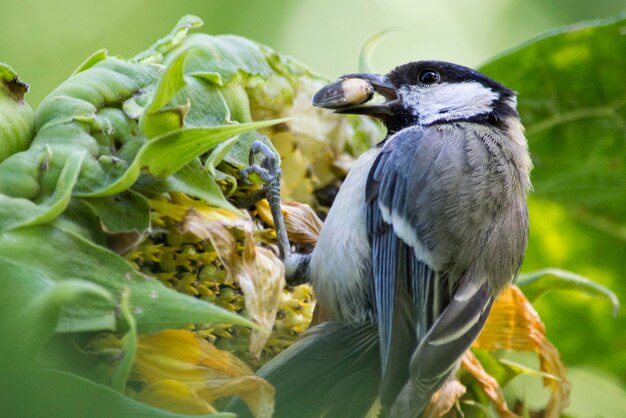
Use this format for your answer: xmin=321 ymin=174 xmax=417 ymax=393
xmin=366 ymin=127 xmax=445 ymax=411
xmin=365 ymin=126 xmax=496 ymax=415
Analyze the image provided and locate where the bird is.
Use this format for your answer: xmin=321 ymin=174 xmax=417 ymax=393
xmin=235 ymin=60 xmax=532 ymax=417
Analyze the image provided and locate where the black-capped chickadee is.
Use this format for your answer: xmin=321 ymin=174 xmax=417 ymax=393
xmin=238 ymin=61 xmax=532 ymax=417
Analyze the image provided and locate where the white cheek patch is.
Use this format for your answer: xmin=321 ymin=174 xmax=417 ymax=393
xmin=399 ymin=81 xmax=500 ymax=125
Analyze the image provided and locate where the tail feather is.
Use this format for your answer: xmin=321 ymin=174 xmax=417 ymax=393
xmin=225 ymin=322 xmax=380 ymax=418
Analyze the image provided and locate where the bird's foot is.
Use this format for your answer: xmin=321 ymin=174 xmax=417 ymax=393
xmin=236 ymin=141 xmax=291 ymax=260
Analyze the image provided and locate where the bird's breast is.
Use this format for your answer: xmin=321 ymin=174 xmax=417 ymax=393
xmin=309 ymin=148 xmax=380 ymax=323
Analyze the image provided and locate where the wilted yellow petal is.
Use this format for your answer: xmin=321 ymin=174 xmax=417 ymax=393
xmin=244 ymin=246 xmax=285 ymax=360
xmin=423 ymin=379 xmax=466 ymax=418
xmin=255 ymin=199 xmax=278 ymax=226
xmin=150 ymin=193 xmax=243 ymax=223
xmin=256 ymin=199 xmax=323 ymax=244
xmin=182 ymin=208 xmax=241 ymax=270
xmin=474 ymin=285 xmax=570 ymax=417
xmin=135 ymin=330 xmax=275 ymax=418
xmin=136 ymin=330 xmax=233 ymax=383
xmin=135 ymin=379 xmax=217 ymax=415
xmin=148 ymin=197 xmax=188 ymax=222
xmin=181 ymin=209 xmax=285 ymax=360
xmin=461 ymin=351 xmax=520 ymax=418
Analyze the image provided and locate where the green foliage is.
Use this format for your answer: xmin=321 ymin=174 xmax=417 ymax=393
xmin=0 ymin=14 xmax=378 ymax=417
xmin=481 ymin=14 xmax=626 ymax=383
xmin=518 ymin=268 xmax=619 ymax=315
xmin=0 ymin=151 xmax=83 ymax=231
xmin=110 ymin=289 xmax=137 ymax=393
xmin=3 ymin=369 xmax=234 ymax=418
xmin=481 ymin=14 xmax=626 ymax=225
xmin=0 ymin=225 xmax=255 ymax=334
xmin=566 ymin=367 xmax=626 ymax=418
xmin=0 ymin=16 xmax=298 ymax=417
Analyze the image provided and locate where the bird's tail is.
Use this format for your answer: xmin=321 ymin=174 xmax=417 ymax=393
xmin=225 ymin=321 xmax=381 ymax=418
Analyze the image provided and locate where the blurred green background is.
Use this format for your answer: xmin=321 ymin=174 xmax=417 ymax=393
xmin=2 ymin=0 xmax=625 ymax=416
xmin=2 ymin=0 xmax=624 ymax=106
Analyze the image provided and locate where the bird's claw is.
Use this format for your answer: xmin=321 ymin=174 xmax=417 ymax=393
xmin=249 ymin=141 xmax=278 ymax=169
xmin=240 ymin=164 xmax=271 ymax=185
xmin=240 ymin=141 xmax=282 ymax=194
xmin=237 ymin=140 xmax=290 ymax=260
xmin=235 ymin=140 xmax=282 ymax=208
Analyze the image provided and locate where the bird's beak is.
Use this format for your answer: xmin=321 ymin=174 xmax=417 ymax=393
xmin=312 ymin=73 xmax=398 ymax=116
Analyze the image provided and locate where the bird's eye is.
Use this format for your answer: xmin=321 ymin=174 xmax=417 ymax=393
xmin=418 ymin=69 xmax=440 ymax=84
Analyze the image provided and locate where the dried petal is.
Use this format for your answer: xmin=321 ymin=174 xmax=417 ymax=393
xmin=423 ymin=379 xmax=466 ymax=418
xmin=256 ymin=199 xmax=323 ymax=244
xmin=473 ymin=285 xmax=570 ymax=417
xmin=181 ymin=208 xmax=285 ymax=360
xmin=461 ymin=351 xmax=520 ymax=418
xmin=150 ymin=192 xmax=243 ymax=223
xmin=242 ymin=245 xmax=285 ymax=359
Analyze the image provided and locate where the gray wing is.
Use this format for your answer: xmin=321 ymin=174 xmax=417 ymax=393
xmin=365 ymin=126 xmax=494 ymax=415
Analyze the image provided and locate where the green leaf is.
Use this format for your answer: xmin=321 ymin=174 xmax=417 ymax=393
xmin=163 ymin=160 xmax=238 ymax=212
xmin=219 ymin=82 xmax=253 ymax=123
xmin=35 ymin=57 xmax=160 ymax=131
xmin=0 ymin=151 xmax=84 ymax=232
xmin=171 ymin=34 xmax=272 ymax=85
xmin=0 ymin=62 xmax=34 ymax=163
xmin=0 ymin=224 xmax=257 ymax=334
xmin=0 ymin=279 xmax=113 ymax=364
xmin=84 ymin=119 xmax=288 ymax=197
xmin=141 ymin=47 xmax=193 ymax=138
xmin=498 ymin=358 xmax=561 ymax=382
xmin=80 ymin=190 xmax=150 ymax=234
xmin=564 ymin=367 xmax=626 ymax=418
xmin=0 ymin=57 xmax=159 ymax=202
xmin=147 ymin=49 xmax=189 ymax=114
xmin=132 ymin=15 xmax=204 ymax=64
xmin=168 ymin=76 xmax=230 ymax=127
xmin=0 ymin=368 xmax=234 ymax=418
xmin=110 ymin=288 xmax=137 ymax=393
xmin=517 ymin=268 xmax=619 ymax=316
xmin=223 ymin=131 xmax=280 ymax=169
xmin=142 ymin=102 xmax=190 ymax=139
xmin=480 ymin=15 xmax=626 ymax=233
xmin=205 ymin=136 xmax=239 ymax=175
xmin=71 ymin=49 xmax=109 ymax=76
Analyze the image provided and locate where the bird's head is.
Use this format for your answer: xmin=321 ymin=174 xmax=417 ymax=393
xmin=313 ymin=61 xmax=519 ymax=133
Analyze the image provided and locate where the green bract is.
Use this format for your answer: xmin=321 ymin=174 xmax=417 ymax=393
xmin=0 ymin=63 xmax=34 ymax=163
